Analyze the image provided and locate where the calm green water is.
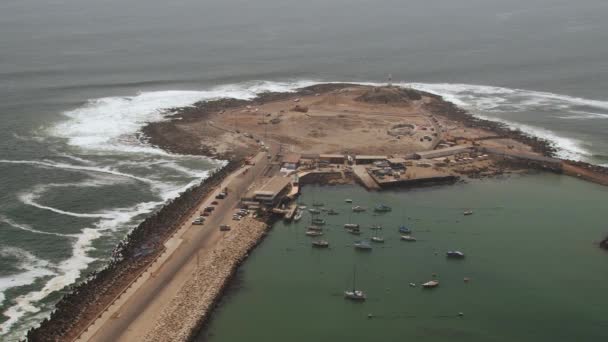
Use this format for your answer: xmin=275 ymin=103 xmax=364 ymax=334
xmin=199 ymin=174 xmax=608 ymax=342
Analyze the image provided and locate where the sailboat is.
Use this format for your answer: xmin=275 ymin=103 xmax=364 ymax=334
xmin=312 ymin=239 xmax=329 ymax=248
xmin=293 ymin=209 xmax=303 ymax=221
xmin=371 ymin=229 xmax=384 ymax=243
xmin=344 ymin=266 xmax=366 ymax=301
xmin=353 ymin=240 xmax=372 ymax=250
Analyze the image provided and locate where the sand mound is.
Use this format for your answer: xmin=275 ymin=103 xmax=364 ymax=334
xmin=355 ymin=86 xmax=422 ymax=104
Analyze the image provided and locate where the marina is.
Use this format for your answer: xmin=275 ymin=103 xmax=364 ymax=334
xmin=198 ymin=175 xmax=608 ymax=342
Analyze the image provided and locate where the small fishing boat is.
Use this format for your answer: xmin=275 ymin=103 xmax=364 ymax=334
xmin=463 ymin=210 xmax=473 ymax=216
xmin=344 ymin=223 xmax=360 ymax=229
xmin=311 ymin=218 xmax=326 ymax=225
xmin=307 ymin=225 xmax=322 ymax=231
xmin=446 ymin=251 xmax=465 ymax=259
xmin=305 ymin=230 xmax=323 ymax=237
xmin=370 ymin=224 xmax=382 ymax=230
xmin=422 ymin=280 xmax=439 ymax=288
xmin=345 ymin=198 xmax=353 ymax=203
xmin=409 ymin=283 xmax=416 ymax=287
xmin=354 ymin=240 xmax=372 ymax=250
xmin=327 ymin=209 xmax=339 ymax=215
xmin=374 ymin=204 xmax=392 ymax=213
xmin=308 ymin=208 xmax=321 ymax=214
xmin=352 ymin=206 xmax=366 ymax=213
xmin=312 ymin=202 xmax=324 ymax=207
xmin=371 ymin=236 xmax=384 ymax=243
xmin=400 ymin=235 xmax=416 ymax=242
xmin=399 ymin=226 xmax=412 ymax=234
xmin=293 ymin=210 xmax=303 ymax=222
xmin=347 ymin=228 xmax=361 ymax=235
xmin=344 ymin=266 xmax=366 ymax=301
xmin=298 ymin=205 xmax=307 ymax=210
xmin=312 ymin=240 xmax=329 ymax=248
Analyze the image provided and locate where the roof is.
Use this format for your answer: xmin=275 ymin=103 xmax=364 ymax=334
xmin=254 ymin=176 xmax=291 ymax=196
xmin=319 ymin=154 xmax=345 ymax=159
xmin=282 ymin=153 xmax=301 ymax=164
xmin=387 ymin=158 xmax=407 ymax=164
xmin=355 ymin=155 xmax=388 ymax=160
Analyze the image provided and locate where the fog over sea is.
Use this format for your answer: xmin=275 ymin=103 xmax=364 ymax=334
xmin=1 ymin=0 xmax=607 ymax=339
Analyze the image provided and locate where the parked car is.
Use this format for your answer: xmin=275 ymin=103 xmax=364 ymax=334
xmin=220 ymin=224 xmax=231 ymax=231
xmin=211 ymin=201 xmax=219 ymax=205
xmin=192 ymin=218 xmax=205 ymax=225
xmin=202 ymin=212 xmax=210 ymax=217
xmin=215 ymin=192 xmax=226 ymax=199
xmin=204 ymin=206 xmax=215 ymax=212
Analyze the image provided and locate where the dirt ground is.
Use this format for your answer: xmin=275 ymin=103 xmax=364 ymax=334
xmin=162 ymin=85 xmax=535 ymax=159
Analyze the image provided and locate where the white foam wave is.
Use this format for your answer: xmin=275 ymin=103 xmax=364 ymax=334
xmin=0 ymin=216 xmax=72 ymax=237
xmin=0 ymin=248 xmax=56 ymax=331
xmin=49 ymin=80 xmax=317 ymax=155
xmin=558 ymin=110 xmax=608 ymax=120
xmin=0 ymin=159 xmax=155 ymax=184
xmin=402 ymin=82 xmax=605 ymax=161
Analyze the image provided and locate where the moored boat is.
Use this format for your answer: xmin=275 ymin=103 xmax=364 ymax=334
xmin=446 ymin=250 xmax=465 ymax=258
xmin=400 ymin=235 xmax=416 ymax=242
xmin=307 ymin=225 xmax=322 ymax=231
xmin=345 ymin=198 xmax=353 ymax=203
xmin=463 ymin=210 xmax=473 ymax=216
xmin=422 ymin=280 xmax=439 ymax=288
xmin=370 ymin=224 xmax=382 ymax=230
xmin=344 ymin=266 xmax=366 ymax=301
xmin=371 ymin=236 xmax=384 ymax=243
xmin=327 ymin=209 xmax=339 ymax=215
xmin=352 ymin=206 xmax=366 ymax=213
xmin=312 ymin=202 xmax=324 ymax=207
xmin=354 ymin=240 xmax=372 ymax=250
xmin=311 ymin=218 xmax=326 ymax=225
xmin=346 ymin=228 xmax=361 ymax=235
xmin=312 ymin=240 xmax=329 ymax=248
xmin=344 ymin=223 xmax=360 ymax=229
xmin=374 ymin=204 xmax=392 ymax=213
xmin=293 ymin=210 xmax=303 ymax=221
xmin=398 ymin=225 xmax=411 ymax=234
xmin=305 ymin=230 xmax=323 ymax=237
xmin=308 ymin=208 xmax=320 ymax=214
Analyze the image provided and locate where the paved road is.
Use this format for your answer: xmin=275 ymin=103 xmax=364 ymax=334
xmin=82 ymin=151 xmax=270 ymax=342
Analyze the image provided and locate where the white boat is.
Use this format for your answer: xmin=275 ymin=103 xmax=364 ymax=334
xmin=347 ymin=228 xmax=361 ymax=235
xmin=344 ymin=223 xmax=360 ymax=229
xmin=344 ymin=267 xmax=366 ymax=301
xmin=345 ymin=198 xmax=353 ymax=203
xmin=293 ymin=210 xmax=303 ymax=221
xmin=371 ymin=236 xmax=384 ymax=243
xmin=352 ymin=206 xmax=366 ymax=212
xmin=307 ymin=225 xmax=322 ymax=231
xmin=400 ymin=235 xmax=416 ymax=242
xmin=463 ymin=210 xmax=473 ymax=216
xmin=422 ymin=280 xmax=439 ymax=289
xmin=312 ymin=240 xmax=329 ymax=248
xmin=354 ymin=240 xmax=372 ymax=250
xmin=298 ymin=205 xmax=307 ymax=210
xmin=370 ymin=224 xmax=382 ymax=230
xmin=305 ymin=230 xmax=323 ymax=237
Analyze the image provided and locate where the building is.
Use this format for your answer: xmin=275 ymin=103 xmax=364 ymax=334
xmin=281 ymin=153 xmax=301 ymax=170
xmin=414 ymin=146 xmax=473 ymax=160
xmin=319 ymin=154 xmax=346 ymax=164
xmin=386 ymin=157 xmax=407 ymax=169
xmin=253 ymin=176 xmax=292 ymax=206
xmin=355 ymin=155 xmax=388 ymax=165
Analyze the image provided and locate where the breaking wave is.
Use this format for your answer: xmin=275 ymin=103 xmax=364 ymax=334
xmin=49 ymin=80 xmax=317 ymax=155
xmin=404 ymin=82 xmax=607 ymax=161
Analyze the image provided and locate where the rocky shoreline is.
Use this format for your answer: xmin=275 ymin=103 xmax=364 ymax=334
xmin=24 ymin=160 xmax=242 ymax=342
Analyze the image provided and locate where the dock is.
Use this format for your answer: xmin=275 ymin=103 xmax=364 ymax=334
xmin=352 ymin=165 xmax=380 ymax=190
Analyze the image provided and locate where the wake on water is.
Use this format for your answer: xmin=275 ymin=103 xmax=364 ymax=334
xmin=2 ymin=79 xmax=608 ymax=339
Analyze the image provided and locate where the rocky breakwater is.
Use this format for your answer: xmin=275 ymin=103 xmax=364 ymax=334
xmin=145 ymin=217 xmax=269 ymax=342
xmin=25 ymin=161 xmax=241 ymax=342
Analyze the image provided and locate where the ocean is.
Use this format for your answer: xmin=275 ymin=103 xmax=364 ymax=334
xmin=1 ymin=0 xmax=608 ymax=339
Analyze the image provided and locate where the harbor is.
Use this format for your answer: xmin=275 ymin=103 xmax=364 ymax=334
xmin=197 ymin=175 xmax=608 ymax=342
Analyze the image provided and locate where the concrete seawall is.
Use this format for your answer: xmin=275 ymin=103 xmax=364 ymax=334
xmin=145 ymin=217 xmax=269 ymax=342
